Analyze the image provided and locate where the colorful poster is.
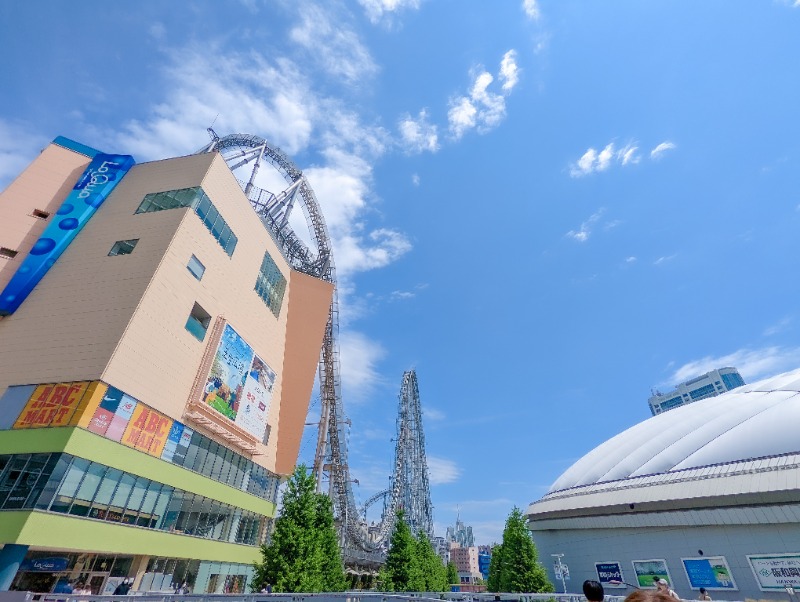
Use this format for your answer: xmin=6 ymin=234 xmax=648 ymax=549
xmin=13 ymin=382 xmax=90 ymax=428
xmin=203 ymin=323 xmax=275 ymax=441
xmin=160 ymin=422 xmax=185 ymax=463
xmin=122 ymin=405 xmax=173 ymax=457
xmin=87 ymin=385 xmax=124 ymax=435
xmin=106 ymin=393 xmax=138 ymax=441
xmin=596 ymin=562 xmax=625 ymax=588
xmin=682 ymin=556 xmax=737 ymax=590
xmin=632 ymin=559 xmax=672 ymax=588
xmin=0 ymin=150 xmax=135 ymax=315
xmin=748 ymin=553 xmax=800 ymax=591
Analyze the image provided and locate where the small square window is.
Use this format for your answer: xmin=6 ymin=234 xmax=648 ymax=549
xmin=185 ymin=302 xmax=211 ymax=341
xmin=108 ymin=239 xmax=139 ymax=256
xmin=187 ymin=255 xmax=205 ymax=281
xmin=0 ymin=247 xmax=18 ymax=259
xmin=32 ymin=209 xmax=50 ymax=220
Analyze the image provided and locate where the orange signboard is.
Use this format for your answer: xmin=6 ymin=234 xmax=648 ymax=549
xmin=13 ymin=382 xmax=92 ymax=429
xmin=121 ymin=404 xmax=173 ymax=457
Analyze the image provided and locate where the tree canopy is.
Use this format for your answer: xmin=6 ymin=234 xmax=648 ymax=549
xmin=487 ymin=507 xmax=552 ymax=593
xmin=380 ymin=511 xmax=448 ymax=592
xmin=252 ymin=465 xmax=347 ymax=592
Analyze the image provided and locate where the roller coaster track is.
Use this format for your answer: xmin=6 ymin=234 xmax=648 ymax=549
xmin=200 ymin=132 xmax=433 ymax=567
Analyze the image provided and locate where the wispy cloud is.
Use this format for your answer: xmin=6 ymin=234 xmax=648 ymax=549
xmin=411 ymin=173 xmax=420 ymax=186
xmin=667 ymin=346 xmax=800 ymax=386
xmin=358 ymin=0 xmax=422 ymax=24
xmin=423 ymin=407 xmax=446 ymax=421
xmin=763 ymin=316 xmax=793 ymax=337
xmin=569 ymin=141 xmax=641 ymax=177
xmin=522 ymin=0 xmax=540 ymax=20
xmin=650 ymin=140 xmax=676 ymax=160
xmin=399 ymin=109 xmax=439 ymax=153
xmin=338 ymin=330 xmax=388 ymax=403
xmin=566 ymin=208 xmax=605 ymax=242
xmin=624 ymin=256 xmax=637 ymax=264
xmin=427 ymin=456 xmax=462 ymax=485
xmin=653 ymin=254 xmax=677 ymax=266
xmin=448 ymin=51 xmax=519 ymax=140
xmin=0 ymin=120 xmax=48 ymax=190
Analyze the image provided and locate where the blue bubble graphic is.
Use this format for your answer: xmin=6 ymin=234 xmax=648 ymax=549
xmin=18 ymin=266 xmax=30 ymax=274
xmin=30 ymin=238 xmax=56 ymax=255
xmin=84 ymin=196 xmax=105 ymax=208
xmin=57 ymin=203 xmax=74 ymax=215
xmin=58 ymin=218 xmax=80 ymax=230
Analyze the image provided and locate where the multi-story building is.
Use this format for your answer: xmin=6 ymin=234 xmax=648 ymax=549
xmin=450 ymin=544 xmax=482 ymax=584
xmin=477 ymin=545 xmax=492 ymax=582
xmin=0 ymin=137 xmax=333 ymax=594
xmin=648 ymin=367 xmax=745 ymax=415
xmin=446 ymin=515 xmax=474 ymax=548
xmin=432 ymin=536 xmax=450 ymax=566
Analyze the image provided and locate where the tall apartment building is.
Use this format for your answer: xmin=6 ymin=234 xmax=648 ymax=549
xmin=446 ymin=515 xmax=474 ymax=548
xmin=648 ymin=367 xmax=745 ymax=415
xmin=0 ymin=137 xmax=333 ymax=593
xmin=449 ymin=544 xmax=481 ymax=584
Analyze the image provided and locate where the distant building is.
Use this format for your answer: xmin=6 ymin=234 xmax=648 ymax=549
xmin=446 ymin=515 xmax=474 ymax=547
xmin=648 ymin=367 xmax=745 ymax=415
xmin=477 ymin=545 xmax=492 ymax=582
xmin=432 ymin=536 xmax=450 ymax=565
xmin=450 ymin=544 xmax=482 ymax=584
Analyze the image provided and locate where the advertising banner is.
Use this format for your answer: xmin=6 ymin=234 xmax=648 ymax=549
xmin=682 ymin=556 xmax=737 ymax=590
xmin=203 ymin=323 xmax=275 ymax=442
xmin=748 ymin=553 xmax=800 ymax=591
xmin=105 ymin=392 xmax=138 ymax=442
xmin=13 ymin=381 xmax=91 ymax=428
xmin=122 ymin=404 xmax=173 ymax=457
xmin=596 ymin=562 xmax=625 ymax=588
xmin=0 ymin=151 xmax=135 ymax=315
xmin=632 ymin=559 xmax=672 ymax=588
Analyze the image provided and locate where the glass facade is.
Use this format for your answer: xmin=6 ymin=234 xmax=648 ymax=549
xmin=254 ymin=251 xmax=287 ymax=317
xmin=689 ymin=383 xmax=716 ymax=400
xmin=135 ymin=187 xmax=238 ymax=257
xmin=0 ymin=453 xmax=270 ymax=546
xmin=722 ymin=371 xmax=745 ymax=391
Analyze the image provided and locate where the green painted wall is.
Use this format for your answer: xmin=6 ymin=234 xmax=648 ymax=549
xmin=0 ymin=511 xmax=259 ymax=564
xmin=0 ymin=428 xmax=276 ymax=517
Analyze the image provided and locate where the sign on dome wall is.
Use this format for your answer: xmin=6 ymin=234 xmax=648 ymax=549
xmin=631 ymin=559 xmax=672 ymax=589
xmin=682 ymin=556 xmax=737 ymax=590
xmin=748 ymin=553 xmax=800 ymax=591
xmin=595 ymin=562 xmax=625 ymax=588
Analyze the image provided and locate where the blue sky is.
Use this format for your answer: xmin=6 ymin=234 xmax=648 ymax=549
xmin=2 ymin=0 xmax=800 ymax=544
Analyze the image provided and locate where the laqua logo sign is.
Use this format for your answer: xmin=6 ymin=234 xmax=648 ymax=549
xmin=0 ymin=148 xmax=135 ymax=315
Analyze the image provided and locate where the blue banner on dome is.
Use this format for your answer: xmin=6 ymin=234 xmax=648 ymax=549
xmin=0 ymin=150 xmax=135 ymax=315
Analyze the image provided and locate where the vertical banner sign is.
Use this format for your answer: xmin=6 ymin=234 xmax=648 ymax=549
xmin=682 ymin=556 xmax=737 ymax=590
xmin=596 ymin=562 xmax=625 ymax=588
xmin=0 ymin=152 xmax=135 ymax=315
xmin=747 ymin=554 xmax=800 ymax=591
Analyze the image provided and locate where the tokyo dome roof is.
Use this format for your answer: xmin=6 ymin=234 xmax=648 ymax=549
xmin=549 ymin=367 xmax=800 ymax=493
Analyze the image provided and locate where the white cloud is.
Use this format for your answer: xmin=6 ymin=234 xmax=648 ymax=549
xmin=0 ymin=120 xmax=48 ymax=191
xmin=522 ymin=0 xmax=540 ymax=20
xmin=338 ymin=330 xmax=388 ymax=403
xmin=667 ymin=346 xmax=800 ymax=386
xmin=596 ymin=143 xmax=615 ymax=171
xmin=447 ymin=51 xmax=518 ymax=140
xmin=411 ymin=173 xmax=420 ymax=186
xmin=499 ymin=50 xmax=520 ymax=92
xmin=358 ymin=0 xmax=421 ymax=24
xmin=290 ymin=2 xmax=378 ymax=85
xmin=763 ymin=316 xmax=792 ymax=337
xmin=389 ymin=290 xmax=415 ymax=301
xmin=148 ymin=22 xmax=166 ymax=40
xmin=618 ymin=142 xmax=640 ymax=165
xmin=427 ymin=456 xmax=462 ymax=485
xmin=570 ymin=140 xmax=643 ymax=177
xmin=566 ymin=208 xmax=605 ymax=242
xmin=399 ymin=109 xmax=439 ymax=153
xmin=625 ymin=256 xmax=637 ymax=264
xmin=650 ymin=140 xmax=676 ymax=160
xmin=653 ymin=253 xmax=677 ymax=265
xmin=423 ymin=407 xmax=445 ymax=421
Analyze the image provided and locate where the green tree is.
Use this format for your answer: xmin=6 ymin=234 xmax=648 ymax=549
xmin=446 ymin=562 xmax=459 ymax=586
xmin=415 ymin=530 xmax=448 ymax=591
xmin=381 ymin=510 xmax=423 ymax=591
xmin=488 ymin=507 xmax=552 ymax=593
xmin=252 ymin=465 xmax=346 ymax=592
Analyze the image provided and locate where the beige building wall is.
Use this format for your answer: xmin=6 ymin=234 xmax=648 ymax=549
xmin=0 ymin=143 xmax=91 ymax=291
xmin=0 ymin=143 xmax=333 ymax=477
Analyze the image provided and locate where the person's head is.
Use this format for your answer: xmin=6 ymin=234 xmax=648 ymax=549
xmin=624 ymin=591 xmax=676 ymax=602
xmin=583 ymin=579 xmax=604 ymax=602
xmin=656 ymin=579 xmax=670 ymax=591
xmin=699 ymin=588 xmax=706 ymax=594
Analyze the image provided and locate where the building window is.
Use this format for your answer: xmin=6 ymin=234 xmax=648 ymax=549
xmin=108 ymin=239 xmax=139 ymax=256
xmin=187 ymin=255 xmax=205 ymax=281
xmin=135 ymin=187 xmax=238 ymax=257
xmin=254 ymin=251 xmax=287 ymax=317
xmin=185 ymin=303 xmax=211 ymax=341
xmin=31 ymin=209 xmax=50 ymax=220
xmin=0 ymin=247 xmax=18 ymax=259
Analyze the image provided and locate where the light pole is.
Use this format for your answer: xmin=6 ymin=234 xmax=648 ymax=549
xmin=551 ymin=554 xmax=567 ymax=594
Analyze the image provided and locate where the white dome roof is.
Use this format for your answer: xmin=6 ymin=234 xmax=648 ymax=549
xmin=549 ymin=367 xmax=800 ymax=493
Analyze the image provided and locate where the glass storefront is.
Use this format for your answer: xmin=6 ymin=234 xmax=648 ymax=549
xmin=0 ymin=453 xmax=271 ymax=546
xmin=10 ymin=551 xmax=133 ymax=595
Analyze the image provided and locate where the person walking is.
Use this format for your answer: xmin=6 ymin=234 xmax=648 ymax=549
xmin=656 ymin=579 xmax=679 ymax=599
xmin=583 ymin=580 xmax=605 ymax=602
xmin=698 ymin=587 xmax=711 ymax=600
